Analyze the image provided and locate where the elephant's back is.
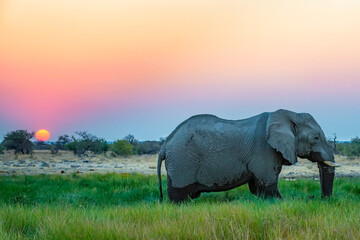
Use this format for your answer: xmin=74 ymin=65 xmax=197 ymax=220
xmin=165 ymin=114 xmax=236 ymax=152
xmin=165 ymin=114 xmax=222 ymax=141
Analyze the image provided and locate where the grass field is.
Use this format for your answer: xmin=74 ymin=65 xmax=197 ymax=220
xmin=0 ymin=173 xmax=359 ymax=239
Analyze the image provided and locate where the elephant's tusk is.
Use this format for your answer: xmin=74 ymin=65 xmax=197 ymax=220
xmin=323 ymin=161 xmax=342 ymax=167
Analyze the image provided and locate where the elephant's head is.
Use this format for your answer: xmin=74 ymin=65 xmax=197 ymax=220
xmin=266 ymin=109 xmax=340 ymax=197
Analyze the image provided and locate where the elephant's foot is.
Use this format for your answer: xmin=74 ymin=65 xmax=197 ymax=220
xmin=248 ymin=179 xmax=282 ymax=198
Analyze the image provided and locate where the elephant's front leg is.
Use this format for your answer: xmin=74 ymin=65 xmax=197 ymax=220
xmin=248 ymin=178 xmax=282 ymax=198
xmin=248 ymin=156 xmax=283 ymax=198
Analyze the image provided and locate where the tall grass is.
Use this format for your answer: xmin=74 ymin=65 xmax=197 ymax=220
xmin=0 ymin=173 xmax=160 ymax=206
xmin=0 ymin=174 xmax=359 ymax=239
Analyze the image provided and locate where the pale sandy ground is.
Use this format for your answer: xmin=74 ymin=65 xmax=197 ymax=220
xmin=0 ymin=150 xmax=359 ymax=178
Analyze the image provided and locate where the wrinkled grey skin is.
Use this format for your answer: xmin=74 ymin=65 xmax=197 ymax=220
xmin=157 ymin=109 xmax=336 ymax=203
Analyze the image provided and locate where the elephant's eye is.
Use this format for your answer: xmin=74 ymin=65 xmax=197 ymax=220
xmin=314 ymin=136 xmax=320 ymax=141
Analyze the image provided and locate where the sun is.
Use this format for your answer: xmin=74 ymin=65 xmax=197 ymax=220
xmin=35 ymin=129 xmax=50 ymax=141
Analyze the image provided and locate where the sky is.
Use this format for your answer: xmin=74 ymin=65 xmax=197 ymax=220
xmin=0 ymin=0 xmax=359 ymax=141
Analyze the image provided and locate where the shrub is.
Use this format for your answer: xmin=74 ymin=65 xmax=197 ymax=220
xmin=92 ymin=138 xmax=109 ymax=154
xmin=1 ymin=130 xmax=34 ymax=154
xmin=65 ymin=131 xmax=108 ymax=156
xmin=0 ymin=144 xmax=5 ymax=154
xmin=337 ymin=137 xmax=360 ymax=157
xmin=111 ymin=140 xmax=133 ymax=156
xmin=34 ymin=141 xmax=50 ymax=150
xmin=133 ymin=141 xmax=162 ymax=155
xmin=121 ymin=134 xmax=162 ymax=155
xmin=50 ymin=135 xmax=71 ymax=154
xmin=65 ymin=141 xmax=77 ymax=153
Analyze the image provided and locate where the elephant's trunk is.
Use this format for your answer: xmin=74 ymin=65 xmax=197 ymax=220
xmin=317 ymin=162 xmax=335 ymax=198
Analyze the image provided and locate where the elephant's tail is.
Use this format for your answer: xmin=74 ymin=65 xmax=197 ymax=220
xmin=157 ymin=148 xmax=166 ymax=202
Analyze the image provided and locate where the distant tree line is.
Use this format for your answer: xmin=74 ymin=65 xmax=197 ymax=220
xmin=3 ymin=129 xmax=358 ymax=158
xmin=0 ymin=130 xmax=164 ymax=157
xmin=334 ymin=137 xmax=360 ymax=158
xmin=326 ymin=134 xmax=360 ymax=158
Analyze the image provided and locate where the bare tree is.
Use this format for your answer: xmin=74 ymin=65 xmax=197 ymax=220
xmin=124 ymin=134 xmax=138 ymax=145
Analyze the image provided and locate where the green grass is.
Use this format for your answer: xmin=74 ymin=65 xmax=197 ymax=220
xmin=0 ymin=173 xmax=359 ymax=239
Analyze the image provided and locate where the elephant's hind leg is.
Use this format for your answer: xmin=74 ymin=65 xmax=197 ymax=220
xmin=167 ymin=175 xmax=199 ymax=203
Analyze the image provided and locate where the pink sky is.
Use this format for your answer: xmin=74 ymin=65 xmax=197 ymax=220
xmin=1 ymin=1 xmax=359 ymax=140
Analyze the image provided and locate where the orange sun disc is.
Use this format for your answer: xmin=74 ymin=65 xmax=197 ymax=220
xmin=35 ymin=129 xmax=50 ymax=141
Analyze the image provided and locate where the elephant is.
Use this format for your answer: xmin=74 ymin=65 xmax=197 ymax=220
xmin=157 ymin=109 xmax=341 ymax=203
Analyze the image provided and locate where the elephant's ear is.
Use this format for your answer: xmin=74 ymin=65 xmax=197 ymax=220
xmin=266 ymin=109 xmax=298 ymax=165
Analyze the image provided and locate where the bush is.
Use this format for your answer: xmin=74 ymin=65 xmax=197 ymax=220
xmin=337 ymin=137 xmax=360 ymax=157
xmin=50 ymin=135 xmax=71 ymax=154
xmin=65 ymin=141 xmax=77 ymax=153
xmin=65 ymin=131 xmax=108 ymax=156
xmin=92 ymin=139 xmax=109 ymax=154
xmin=1 ymin=130 xmax=34 ymax=154
xmin=0 ymin=144 xmax=5 ymax=154
xmin=34 ymin=141 xmax=50 ymax=150
xmin=133 ymin=141 xmax=162 ymax=155
xmin=111 ymin=140 xmax=133 ymax=156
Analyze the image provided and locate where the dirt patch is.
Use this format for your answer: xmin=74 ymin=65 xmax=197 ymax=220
xmin=281 ymin=155 xmax=360 ymax=178
xmin=0 ymin=150 xmax=164 ymax=176
xmin=0 ymin=150 xmax=359 ymax=178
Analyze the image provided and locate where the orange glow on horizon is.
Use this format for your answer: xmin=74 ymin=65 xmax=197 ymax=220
xmin=35 ymin=129 xmax=50 ymax=141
